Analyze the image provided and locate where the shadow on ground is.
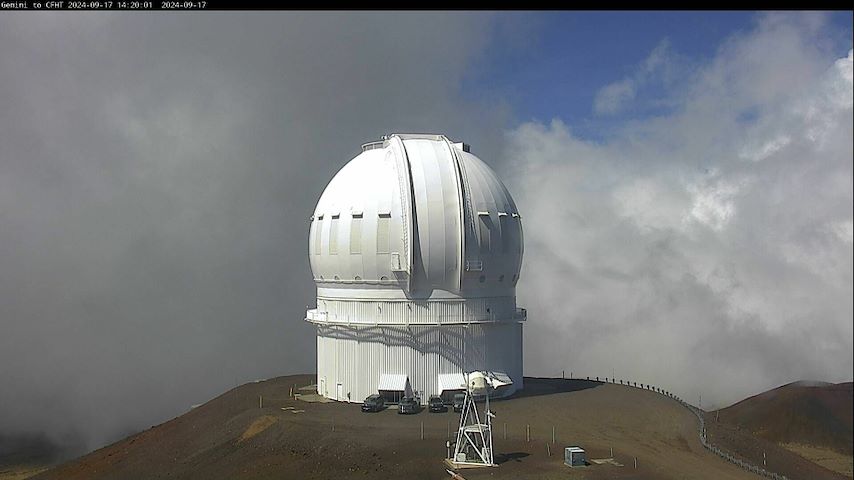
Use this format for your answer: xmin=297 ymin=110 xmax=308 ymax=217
xmin=494 ymin=452 xmax=530 ymax=464
xmin=506 ymin=377 xmax=604 ymax=400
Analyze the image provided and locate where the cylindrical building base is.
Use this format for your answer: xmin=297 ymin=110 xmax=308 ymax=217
xmin=315 ymin=322 xmax=523 ymax=404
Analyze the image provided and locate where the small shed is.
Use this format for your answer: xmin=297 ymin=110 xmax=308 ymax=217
xmin=377 ymin=374 xmax=412 ymax=404
xmin=438 ymin=373 xmax=466 ymax=402
xmin=564 ymin=447 xmax=586 ymax=467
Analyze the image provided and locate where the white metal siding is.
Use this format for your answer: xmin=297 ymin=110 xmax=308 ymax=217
xmin=315 ymin=322 xmax=523 ymax=404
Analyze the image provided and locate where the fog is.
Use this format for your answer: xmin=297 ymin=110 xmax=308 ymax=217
xmin=0 ymin=12 xmax=850 ymax=459
xmin=0 ymin=12 xmax=515 ymax=454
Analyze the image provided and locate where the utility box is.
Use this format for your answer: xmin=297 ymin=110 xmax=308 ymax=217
xmin=564 ymin=447 xmax=586 ymax=467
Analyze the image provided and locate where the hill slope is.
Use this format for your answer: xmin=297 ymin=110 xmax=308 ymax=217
xmin=704 ymin=381 xmax=853 ymax=478
xmin=26 ymin=375 xmax=813 ymax=480
xmin=717 ymin=381 xmax=852 ymax=455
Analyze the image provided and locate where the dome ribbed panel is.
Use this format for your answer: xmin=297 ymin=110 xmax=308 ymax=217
xmin=308 ymin=135 xmax=523 ymax=299
xmin=404 ymin=138 xmax=463 ymax=295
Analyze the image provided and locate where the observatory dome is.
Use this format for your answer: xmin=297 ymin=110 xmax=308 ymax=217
xmin=308 ymin=133 xmax=523 ymax=300
xmin=305 ymin=134 xmax=526 ymax=405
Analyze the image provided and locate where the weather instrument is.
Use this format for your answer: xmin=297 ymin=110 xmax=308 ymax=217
xmin=450 ymin=371 xmax=512 ymax=467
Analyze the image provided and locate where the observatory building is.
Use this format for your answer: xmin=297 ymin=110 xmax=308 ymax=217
xmin=306 ymin=134 xmax=525 ymax=405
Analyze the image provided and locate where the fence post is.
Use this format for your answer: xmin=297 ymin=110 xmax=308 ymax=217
xmin=526 ymin=424 xmax=530 ymax=442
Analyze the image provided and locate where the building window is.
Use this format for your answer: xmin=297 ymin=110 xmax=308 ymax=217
xmin=377 ymin=213 xmax=391 ymax=254
xmin=478 ymin=213 xmax=491 ymax=254
xmin=500 ymin=215 xmax=513 ymax=254
xmin=314 ymin=216 xmax=323 ymax=255
xmin=329 ymin=214 xmax=340 ymax=255
xmin=310 ymin=219 xmax=318 ymax=255
xmin=350 ymin=214 xmax=363 ymax=254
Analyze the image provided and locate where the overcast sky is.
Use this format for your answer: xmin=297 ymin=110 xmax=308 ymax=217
xmin=0 ymin=11 xmax=851 ymax=456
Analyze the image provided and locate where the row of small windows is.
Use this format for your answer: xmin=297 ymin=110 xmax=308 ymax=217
xmin=312 ymin=213 xmax=391 ymax=256
xmin=478 ymin=213 xmax=522 ymax=255
xmin=311 ymin=212 xmax=520 ymax=256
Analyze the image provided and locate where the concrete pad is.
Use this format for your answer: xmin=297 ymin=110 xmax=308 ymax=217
xmin=295 ymin=393 xmax=334 ymax=403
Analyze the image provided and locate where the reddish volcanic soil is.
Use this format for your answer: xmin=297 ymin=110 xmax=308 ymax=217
xmin=716 ymin=381 xmax=852 ymax=455
xmin=28 ymin=375 xmax=840 ymax=480
xmin=704 ymin=381 xmax=853 ymax=480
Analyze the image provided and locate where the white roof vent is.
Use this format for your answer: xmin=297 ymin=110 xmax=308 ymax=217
xmin=361 ymin=140 xmax=384 ymax=152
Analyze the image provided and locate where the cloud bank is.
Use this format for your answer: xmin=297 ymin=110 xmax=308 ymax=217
xmin=506 ymin=14 xmax=853 ymax=408
xmin=0 ymin=13 xmax=511 ymax=454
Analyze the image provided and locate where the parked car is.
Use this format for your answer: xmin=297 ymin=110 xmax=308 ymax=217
xmin=452 ymin=393 xmax=466 ymax=412
xmin=397 ymin=396 xmax=420 ymax=414
xmin=361 ymin=394 xmax=385 ymax=412
xmin=428 ymin=395 xmax=448 ymax=413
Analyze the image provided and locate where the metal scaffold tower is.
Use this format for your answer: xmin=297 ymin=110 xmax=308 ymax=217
xmin=450 ymin=371 xmax=511 ymax=467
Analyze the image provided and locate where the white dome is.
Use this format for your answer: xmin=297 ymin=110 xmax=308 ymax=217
xmin=308 ymin=134 xmax=523 ymax=300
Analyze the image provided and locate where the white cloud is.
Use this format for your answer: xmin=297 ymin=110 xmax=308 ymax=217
xmin=831 ymin=220 xmax=854 ymax=244
xmin=505 ymin=13 xmax=853 ymax=407
xmin=593 ymin=39 xmax=675 ymax=115
xmin=800 ymin=48 xmax=854 ymax=145
xmin=593 ymin=79 xmax=636 ymax=115
xmin=738 ymin=135 xmax=791 ymax=162
xmin=613 ymin=178 xmax=688 ymax=232
xmin=687 ymin=176 xmax=749 ymax=231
